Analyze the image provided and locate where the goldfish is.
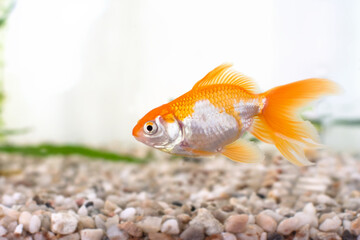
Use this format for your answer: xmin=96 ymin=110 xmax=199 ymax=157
xmin=132 ymin=64 xmax=339 ymax=166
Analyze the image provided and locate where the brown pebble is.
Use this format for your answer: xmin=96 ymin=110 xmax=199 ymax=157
xmin=119 ymin=222 xmax=143 ymax=237
xmin=104 ymin=200 xmax=118 ymax=212
xmin=221 ymin=205 xmax=234 ymax=212
xmin=255 ymin=213 xmax=277 ymax=233
xmin=212 ymin=209 xmax=228 ymax=223
xmin=177 ymin=214 xmax=191 ymax=224
xmin=205 ymin=233 xmax=223 ymax=240
xmin=78 ymin=216 xmax=96 ymax=229
xmin=148 ymin=232 xmax=174 ymax=240
xmin=224 ymin=214 xmax=248 ymax=233
xmin=351 ymin=217 xmax=360 ymax=235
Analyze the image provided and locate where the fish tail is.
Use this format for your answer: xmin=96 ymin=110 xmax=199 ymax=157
xmin=250 ymin=78 xmax=340 ymax=166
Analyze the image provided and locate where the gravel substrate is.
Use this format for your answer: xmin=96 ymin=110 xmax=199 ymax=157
xmin=0 ymin=148 xmax=360 ymax=240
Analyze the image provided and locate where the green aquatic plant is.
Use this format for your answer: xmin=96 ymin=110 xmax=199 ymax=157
xmin=0 ymin=143 xmax=149 ymax=163
xmin=0 ymin=0 xmax=16 ymax=140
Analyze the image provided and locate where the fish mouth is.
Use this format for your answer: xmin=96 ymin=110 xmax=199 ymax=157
xmin=132 ymin=123 xmax=142 ymax=138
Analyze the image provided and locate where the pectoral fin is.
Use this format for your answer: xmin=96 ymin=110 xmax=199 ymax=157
xmin=221 ymin=139 xmax=264 ymax=163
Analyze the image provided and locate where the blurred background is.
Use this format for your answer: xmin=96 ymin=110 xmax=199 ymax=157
xmin=1 ymin=0 xmax=360 ymax=153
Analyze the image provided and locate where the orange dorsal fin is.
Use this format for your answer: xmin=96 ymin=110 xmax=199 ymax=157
xmin=192 ymin=64 xmax=259 ymax=94
xmin=221 ymin=139 xmax=264 ymax=163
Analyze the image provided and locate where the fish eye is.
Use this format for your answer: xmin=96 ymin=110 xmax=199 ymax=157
xmin=144 ymin=121 xmax=157 ymax=135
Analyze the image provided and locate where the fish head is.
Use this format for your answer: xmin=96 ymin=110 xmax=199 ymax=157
xmin=132 ymin=105 xmax=182 ymax=151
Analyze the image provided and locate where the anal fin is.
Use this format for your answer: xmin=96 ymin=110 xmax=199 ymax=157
xmin=221 ymin=139 xmax=264 ymax=163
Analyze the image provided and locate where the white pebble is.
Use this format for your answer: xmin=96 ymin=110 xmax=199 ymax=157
xmin=190 ymin=208 xmax=224 ymax=235
xmin=0 ymin=226 xmax=7 ymax=236
xmin=317 ymin=194 xmax=338 ymax=206
xmin=161 ymin=219 xmax=180 ymax=235
xmin=303 ymin=203 xmax=316 ymax=216
xmin=106 ymin=225 xmax=128 ymax=239
xmin=261 ymin=232 xmax=267 ymax=240
xmin=2 ymin=194 xmax=15 ymax=206
xmin=14 ymin=224 xmax=23 ymax=235
xmin=105 ymin=215 xmax=120 ymax=228
xmin=92 ymin=199 xmax=104 ymax=209
xmin=78 ymin=205 xmax=88 ymax=217
xmin=319 ymin=216 xmax=341 ymax=232
xmin=51 ymin=212 xmax=79 ymax=235
xmin=55 ymin=195 xmax=65 ymax=205
xmin=19 ymin=211 xmax=32 ymax=231
xmin=80 ymin=229 xmax=104 ymax=240
xmin=0 ymin=205 xmax=20 ymax=220
xmin=120 ymin=208 xmax=136 ymax=221
xmin=29 ymin=215 xmax=41 ymax=233
xmin=294 ymin=212 xmax=318 ymax=228
xmin=247 ymin=214 xmax=255 ymax=224
xmin=94 ymin=215 xmax=106 ymax=231
xmin=343 ymin=219 xmax=351 ymax=231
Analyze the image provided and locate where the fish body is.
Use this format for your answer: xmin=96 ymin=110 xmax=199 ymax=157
xmin=133 ymin=64 xmax=339 ymax=166
xmin=166 ymin=85 xmax=264 ymax=156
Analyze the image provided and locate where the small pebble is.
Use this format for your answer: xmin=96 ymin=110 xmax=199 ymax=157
xmin=29 ymin=215 xmax=41 ymax=233
xmin=148 ymin=232 xmax=174 ymax=240
xmin=294 ymin=224 xmax=309 ymax=240
xmin=104 ymin=200 xmax=117 ymax=212
xmin=236 ymin=224 xmax=263 ymax=240
xmin=319 ymin=215 xmax=341 ymax=232
xmin=180 ymin=225 xmax=205 ymax=240
xmin=106 ymin=225 xmax=128 ymax=240
xmin=51 ymin=212 xmax=79 ymax=235
xmin=120 ymin=208 xmax=136 ymax=221
xmin=351 ymin=217 xmax=360 ymax=235
xmin=256 ymin=213 xmax=277 ymax=232
xmin=58 ymin=233 xmax=80 ymax=240
xmin=0 ymin=226 xmax=7 ymax=236
xmin=94 ymin=215 xmax=106 ymax=231
xmin=79 ymin=216 xmax=96 ymax=229
xmin=34 ymin=232 xmax=46 ymax=240
xmin=0 ymin=205 xmax=19 ymax=220
xmin=80 ymin=229 xmax=104 ymax=240
xmin=105 ymin=215 xmax=120 ymax=228
xmin=19 ymin=211 xmax=32 ymax=231
xmin=260 ymin=232 xmax=267 ymax=240
xmin=224 ymin=214 xmax=248 ymax=233
xmin=177 ymin=213 xmax=191 ymax=223
xmin=119 ymin=221 xmax=143 ymax=237
xmin=190 ymin=208 xmax=224 ymax=235
xmin=78 ymin=205 xmax=88 ymax=217
xmin=316 ymin=232 xmax=341 ymax=240
xmin=221 ymin=232 xmax=237 ymax=240
xmin=137 ymin=216 xmax=162 ymax=233
xmin=277 ymin=217 xmax=299 ymax=235
xmin=14 ymin=224 xmax=23 ymax=235
xmin=161 ymin=219 xmax=180 ymax=235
